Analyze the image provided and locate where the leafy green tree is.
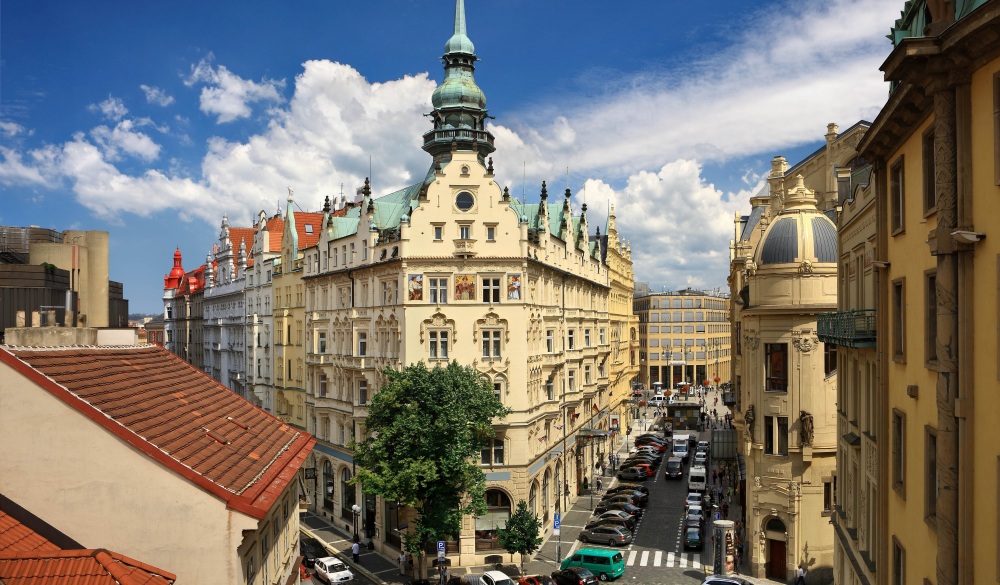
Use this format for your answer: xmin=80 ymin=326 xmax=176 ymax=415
xmin=352 ymin=361 xmax=509 ymax=569
xmin=497 ymin=499 xmax=543 ymax=574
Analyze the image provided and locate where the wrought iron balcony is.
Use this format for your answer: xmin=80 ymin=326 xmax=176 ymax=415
xmin=817 ymin=309 xmax=876 ymax=348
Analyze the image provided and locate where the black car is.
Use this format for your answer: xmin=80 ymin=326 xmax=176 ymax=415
xmin=607 ymin=484 xmax=650 ymax=497
xmin=299 ymin=536 xmax=326 ymax=568
xmin=594 ymin=501 xmax=643 ymax=516
xmin=664 ymin=457 xmax=684 ymax=478
xmin=552 ymin=567 xmax=599 ymax=585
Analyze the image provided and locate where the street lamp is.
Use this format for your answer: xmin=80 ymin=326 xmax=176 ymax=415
xmin=351 ymin=504 xmax=361 ymax=542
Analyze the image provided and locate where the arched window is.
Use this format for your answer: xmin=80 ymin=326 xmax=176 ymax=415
xmin=542 ymin=470 xmax=551 ymax=522
xmin=554 ymin=461 xmax=563 ymax=512
xmin=529 ymin=482 xmax=538 ymax=516
xmin=323 ymin=460 xmax=334 ymax=511
xmin=766 ymin=517 xmax=786 ymax=533
xmin=341 ymin=468 xmax=356 ymax=521
xmin=475 ymin=489 xmax=512 ymax=551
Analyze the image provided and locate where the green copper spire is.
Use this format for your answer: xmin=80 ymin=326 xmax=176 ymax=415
xmin=444 ymin=0 xmax=475 ymax=54
xmin=423 ymin=0 xmax=495 ymax=162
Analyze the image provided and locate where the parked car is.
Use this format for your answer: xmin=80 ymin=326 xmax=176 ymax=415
xmin=633 ymin=440 xmax=666 ymax=452
xmin=617 ymin=467 xmax=648 ymax=481
xmin=701 ymin=577 xmax=752 ymax=585
xmin=594 ymin=501 xmax=643 ymax=517
xmin=685 ymin=492 xmax=705 ymax=510
xmin=598 ymin=494 xmax=644 ymax=509
xmin=552 ymin=567 xmax=599 ymax=585
xmin=601 ymin=489 xmax=647 ymax=506
xmin=519 ymin=576 xmax=555 ymax=585
xmin=313 ymin=557 xmax=355 ymax=584
xmin=578 ymin=524 xmax=633 ymax=546
xmin=589 ymin=510 xmax=637 ymax=530
xmin=685 ymin=512 xmax=705 ymax=532
xmin=621 ymin=457 xmax=658 ymax=469
xmin=693 ymin=451 xmax=709 ymax=467
xmin=684 ymin=527 xmax=704 ymax=550
xmin=635 ymin=434 xmax=668 ymax=445
xmin=697 ymin=440 xmax=711 ymax=453
xmin=466 ymin=571 xmax=516 ymax=585
xmin=299 ymin=536 xmax=327 ymax=568
xmin=606 ymin=484 xmax=649 ymax=497
xmin=584 ymin=516 xmax=633 ymax=533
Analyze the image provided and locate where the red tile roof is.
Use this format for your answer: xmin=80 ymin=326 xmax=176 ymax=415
xmin=0 ymin=549 xmax=176 ymax=585
xmin=266 ymin=215 xmax=285 ymax=253
xmin=0 ymin=344 xmax=315 ymax=520
xmin=0 ymin=510 xmax=176 ymax=584
xmin=229 ymin=227 xmax=256 ymax=271
xmin=295 ymin=212 xmax=324 ymax=249
xmin=0 ymin=511 xmax=60 ymax=554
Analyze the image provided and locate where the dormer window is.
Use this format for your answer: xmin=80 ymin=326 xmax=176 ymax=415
xmin=305 ymin=224 xmax=313 ymax=234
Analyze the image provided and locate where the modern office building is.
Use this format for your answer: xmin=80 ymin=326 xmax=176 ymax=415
xmin=633 ymin=288 xmax=732 ymax=389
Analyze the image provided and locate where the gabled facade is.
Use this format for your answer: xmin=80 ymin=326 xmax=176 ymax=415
xmin=162 ymin=249 xmax=206 ymax=369
xmin=299 ymin=0 xmax=633 ymax=568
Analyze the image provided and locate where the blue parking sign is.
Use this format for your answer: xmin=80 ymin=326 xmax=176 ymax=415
xmin=437 ymin=541 xmax=445 ymax=553
xmin=554 ymin=513 xmax=561 ymax=530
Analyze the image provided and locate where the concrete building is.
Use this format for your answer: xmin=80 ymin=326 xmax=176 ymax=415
xmin=0 ymin=327 xmax=314 ymax=585
xmin=299 ymin=0 xmax=634 ymax=568
xmin=0 ymin=226 xmax=129 ymax=339
xmin=633 ymin=288 xmax=732 ymax=390
xmin=843 ymin=3 xmax=1000 ymax=585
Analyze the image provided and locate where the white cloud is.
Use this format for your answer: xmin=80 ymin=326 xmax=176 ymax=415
xmin=90 ymin=119 xmax=161 ymax=162
xmin=185 ymin=54 xmax=285 ymax=123
xmin=0 ymin=121 xmax=29 ymax=138
xmin=140 ymin=84 xmax=175 ymax=107
xmin=88 ymin=96 xmax=128 ymax=121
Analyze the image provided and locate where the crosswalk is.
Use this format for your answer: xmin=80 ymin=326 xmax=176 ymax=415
xmin=623 ymin=549 xmax=702 ymax=569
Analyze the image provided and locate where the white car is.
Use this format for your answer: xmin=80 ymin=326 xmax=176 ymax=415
xmin=314 ymin=556 xmax=355 ymax=583
xmin=685 ymin=492 xmax=704 ymax=510
xmin=694 ymin=451 xmax=709 ymax=466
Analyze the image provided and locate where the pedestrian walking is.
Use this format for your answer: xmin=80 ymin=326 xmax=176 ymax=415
xmin=796 ymin=566 xmax=807 ymax=584
xmin=596 ymin=477 xmax=603 ymax=492
xmin=352 ymin=541 xmax=360 ymax=564
xmin=712 ymin=469 xmax=718 ymax=484
xmin=399 ymin=550 xmax=407 ymax=575
xmin=438 ymin=564 xmax=448 ymax=585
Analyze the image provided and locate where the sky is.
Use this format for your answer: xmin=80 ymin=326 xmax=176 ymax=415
xmin=0 ymin=0 xmax=900 ymax=313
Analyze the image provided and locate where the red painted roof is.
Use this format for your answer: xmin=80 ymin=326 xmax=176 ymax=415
xmin=0 ymin=345 xmax=315 ymax=520
xmin=0 ymin=549 xmax=176 ymax=585
xmin=0 ymin=510 xmax=176 ymax=584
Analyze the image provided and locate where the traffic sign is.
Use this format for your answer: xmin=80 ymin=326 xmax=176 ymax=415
xmin=553 ymin=513 xmax=561 ymax=536
xmin=437 ymin=540 xmax=445 ymax=560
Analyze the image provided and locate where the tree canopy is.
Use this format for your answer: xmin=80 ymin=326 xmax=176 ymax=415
xmin=352 ymin=361 xmax=509 ymax=554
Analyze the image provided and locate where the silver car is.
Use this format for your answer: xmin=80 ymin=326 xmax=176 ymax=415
xmin=578 ymin=524 xmax=633 ymax=546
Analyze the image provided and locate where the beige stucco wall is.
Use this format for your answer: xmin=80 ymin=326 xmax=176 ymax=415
xmin=0 ymin=358 xmax=264 ymax=584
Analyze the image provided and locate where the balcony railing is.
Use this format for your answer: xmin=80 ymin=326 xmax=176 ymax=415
xmin=817 ymin=310 xmax=876 ymax=348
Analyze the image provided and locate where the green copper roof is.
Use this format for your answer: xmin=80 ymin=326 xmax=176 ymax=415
xmin=444 ymin=0 xmax=475 ymax=54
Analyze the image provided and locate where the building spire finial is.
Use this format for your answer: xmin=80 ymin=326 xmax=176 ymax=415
xmin=454 ymin=0 xmax=467 ymax=36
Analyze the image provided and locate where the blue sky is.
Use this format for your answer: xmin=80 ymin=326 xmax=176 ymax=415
xmin=1 ymin=0 xmax=899 ymax=313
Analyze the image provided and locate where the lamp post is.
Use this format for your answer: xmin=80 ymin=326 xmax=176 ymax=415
xmin=351 ymin=504 xmax=361 ymax=542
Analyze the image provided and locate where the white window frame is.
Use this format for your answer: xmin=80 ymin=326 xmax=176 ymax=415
xmin=482 ymin=329 xmax=502 ymax=358
xmin=429 ymin=330 xmax=449 ymax=359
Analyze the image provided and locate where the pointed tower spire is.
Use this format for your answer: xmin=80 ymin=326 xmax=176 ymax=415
xmin=424 ymin=0 xmax=495 ymax=163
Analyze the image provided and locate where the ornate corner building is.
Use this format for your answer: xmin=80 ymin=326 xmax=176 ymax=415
xmin=297 ymin=0 xmax=637 ymax=568
xmin=729 ymin=123 xmax=869 ymax=583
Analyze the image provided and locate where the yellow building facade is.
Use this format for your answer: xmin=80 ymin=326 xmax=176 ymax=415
xmin=299 ymin=0 xmax=635 ymax=568
xmin=856 ymin=2 xmax=1000 ymax=584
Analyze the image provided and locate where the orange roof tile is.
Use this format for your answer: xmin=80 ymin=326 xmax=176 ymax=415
xmin=295 ymin=212 xmax=324 ymax=249
xmin=0 ymin=345 xmax=315 ymax=520
xmin=0 ymin=549 xmax=176 ymax=585
xmin=266 ymin=215 xmax=285 ymax=252
xmin=229 ymin=227 xmax=256 ymax=271
xmin=0 ymin=511 xmax=60 ymax=554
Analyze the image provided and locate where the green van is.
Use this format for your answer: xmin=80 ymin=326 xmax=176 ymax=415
xmin=560 ymin=547 xmax=626 ymax=580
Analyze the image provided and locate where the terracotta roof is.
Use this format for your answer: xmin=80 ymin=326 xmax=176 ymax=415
xmin=0 ymin=511 xmax=60 ymax=554
xmin=295 ymin=212 xmax=324 ymax=249
xmin=0 ymin=344 xmax=315 ymax=520
xmin=266 ymin=215 xmax=285 ymax=252
xmin=229 ymin=227 xmax=256 ymax=271
xmin=0 ymin=509 xmax=176 ymax=584
xmin=0 ymin=549 xmax=176 ymax=585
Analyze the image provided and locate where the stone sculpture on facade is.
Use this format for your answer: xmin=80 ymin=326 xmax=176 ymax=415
xmin=799 ymin=410 xmax=814 ymax=446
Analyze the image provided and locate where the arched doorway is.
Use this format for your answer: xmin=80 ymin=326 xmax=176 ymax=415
xmin=764 ymin=517 xmax=787 ymax=581
xmin=341 ymin=467 xmax=355 ymax=521
xmin=554 ymin=461 xmax=563 ymax=512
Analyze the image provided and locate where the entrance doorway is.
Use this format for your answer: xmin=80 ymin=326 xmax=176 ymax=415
xmin=767 ymin=539 xmax=786 ymax=580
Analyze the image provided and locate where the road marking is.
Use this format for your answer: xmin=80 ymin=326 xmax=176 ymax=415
xmin=653 ymin=551 xmax=662 ymax=567
xmin=679 ymin=555 xmax=688 ymax=568
xmin=692 ymin=557 xmax=701 ymax=569
xmin=639 ymin=551 xmax=649 ymax=567
xmin=626 ymin=551 xmax=637 ymax=566
xmin=666 ymin=552 xmax=675 ymax=567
